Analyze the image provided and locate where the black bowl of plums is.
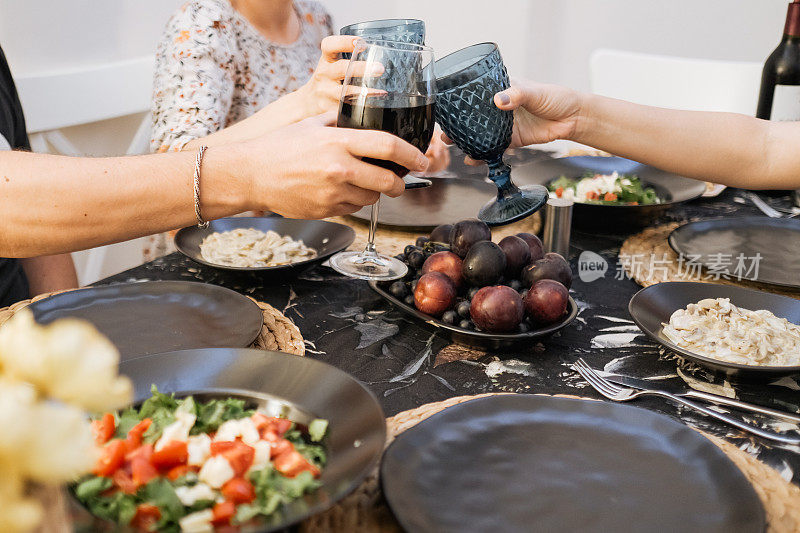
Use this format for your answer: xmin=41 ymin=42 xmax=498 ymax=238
xmin=369 ymin=219 xmax=578 ymax=350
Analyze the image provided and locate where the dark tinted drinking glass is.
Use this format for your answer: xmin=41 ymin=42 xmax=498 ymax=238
xmin=435 ymin=43 xmax=548 ymax=225
xmin=329 ymin=40 xmax=436 ymax=281
xmin=340 ymin=18 xmax=425 ymax=50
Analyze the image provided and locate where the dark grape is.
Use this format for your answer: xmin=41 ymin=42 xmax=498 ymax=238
xmin=468 ymin=286 xmax=480 ymax=299
xmin=416 ymin=236 xmax=430 ymax=247
xmin=404 ymin=244 xmax=420 ymax=256
xmin=441 ymin=310 xmax=458 ymax=325
xmin=518 ymin=322 xmax=531 ymax=333
xmin=458 ymin=319 xmax=474 ymax=330
xmin=410 ymin=279 xmax=419 ymax=292
xmin=394 ymin=253 xmax=407 ymax=263
xmin=508 ymin=279 xmax=523 ymax=291
xmin=404 ymin=295 xmax=415 ymax=306
xmin=407 ymin=250 xmax=425 ymax=269
xmin=389 ymin=281 xmax=408 ymax=299
xmin=456 ymin=300 xmax=472 ymax=318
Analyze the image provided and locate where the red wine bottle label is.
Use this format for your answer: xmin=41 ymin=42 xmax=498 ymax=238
xmin=770 ymin=84 xmax=800 ymax=121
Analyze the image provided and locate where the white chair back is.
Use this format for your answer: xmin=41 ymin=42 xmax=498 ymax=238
xmin=14 ymin=56 xmax=155 ymax=284
xmin=590 ymin=48 xmax=763 ymax=115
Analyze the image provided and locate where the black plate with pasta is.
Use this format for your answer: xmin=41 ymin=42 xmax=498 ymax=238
xmin=175 ymin=217 xmax=355 ymax=276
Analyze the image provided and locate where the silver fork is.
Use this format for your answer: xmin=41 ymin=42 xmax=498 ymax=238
xmin=573 ymin=358 xmax=800 ymax=445
xmin=745 ymin=191 xmax=800 ymax=218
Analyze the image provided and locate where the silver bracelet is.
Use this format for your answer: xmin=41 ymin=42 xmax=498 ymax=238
xmin=193 ymin=145 xmax=209 ymax=228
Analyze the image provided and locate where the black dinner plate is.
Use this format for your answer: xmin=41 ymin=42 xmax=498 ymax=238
xmin=175 ymin=217 xmax=355 ymax=276
xmin=70 ymin=348 xmax=387 ymax=532
xmin=513 ymin=156 xmax=707 ymax=229
xmin=668 ymin=216 xmax=800 ymax=290
xmin=350 ymin=177 xmax=498 ymax=231
xmin=629 ymin=281 xmax=800 ymax=379
xmin=381 ymin=394 xmax=764 ymax=533
xmin=370 ymin=280 xmax=577 ymax=350
xmin=28 ymin=281 xmax=262 ymax=361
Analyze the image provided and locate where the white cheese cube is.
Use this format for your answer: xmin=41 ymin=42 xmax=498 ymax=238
xmin=187 ymin=434 xmax=212 ymax=466
xmin=214 ymin=418 xmax=260 ymax=445
xmin=198 ymin=455 xmax=234 ymax=488
xmin=248 ymin=440 xmax=272 ymax=473
xmin=179 ymin=509 xmax=214 ymax=533
xmin=155 ymin=410 xmax=196 ymax=451
xmin=174 ymin=483 xmax=216 ymax=506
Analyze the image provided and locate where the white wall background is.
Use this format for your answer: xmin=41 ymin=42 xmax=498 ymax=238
xmin=0 ymin=0 xmax=791 ymax=281
xmin=2 ymin=0 xmax=789 ymax=94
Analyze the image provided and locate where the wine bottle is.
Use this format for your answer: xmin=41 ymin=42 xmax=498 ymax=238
xmin=756 ymin=1 xmax=800 ymax=120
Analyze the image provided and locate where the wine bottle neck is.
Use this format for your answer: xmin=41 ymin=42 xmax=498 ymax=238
xmin=784 ymin=2 xmax=800 ymax=38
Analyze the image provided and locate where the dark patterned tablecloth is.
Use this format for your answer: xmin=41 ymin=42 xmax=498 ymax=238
xmin=99 ymin=154 xmax=800 ymax=485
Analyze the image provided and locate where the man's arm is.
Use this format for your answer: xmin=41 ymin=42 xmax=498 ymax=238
xmin=19 ymin=254 xmax=79 ymax=296
xmin=0 ymin=114 xmax=426 ymax=258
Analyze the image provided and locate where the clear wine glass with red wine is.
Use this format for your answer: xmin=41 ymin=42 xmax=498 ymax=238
xmin=329 ymin=39 xmax=436 ymax=281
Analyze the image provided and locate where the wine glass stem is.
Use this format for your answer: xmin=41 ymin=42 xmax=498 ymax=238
xmin=487 ymin=157 xmax=520 ymax=200
xmin=363 ymin=196 xmax=381 ymax=257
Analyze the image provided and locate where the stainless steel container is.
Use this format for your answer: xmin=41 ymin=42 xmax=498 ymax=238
xmin=542 ymin=197 xmax=573 ymax=257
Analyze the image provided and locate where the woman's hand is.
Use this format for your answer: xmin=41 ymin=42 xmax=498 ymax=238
xmin=424 ymin=126 xmax=451 ymax=174
xmin=240 ymin=113 xmax=429 ymax=219
xmin=493 ymin=81 xmax=584 ymax=147
xmin=297 ymin=35 xmax=360 ymax=117
xmin=441 ymin=81 xmax=584 ymax=165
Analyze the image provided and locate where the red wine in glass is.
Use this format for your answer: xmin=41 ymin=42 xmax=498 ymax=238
xmin=337 ymin=94 xmax=435 ymax=177
xmin=329 ymin=39 xmax=436 ymax=281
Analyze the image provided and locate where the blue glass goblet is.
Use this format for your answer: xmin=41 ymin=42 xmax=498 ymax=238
xmin=435 ymin=43 xmax=548 ymax=226
xmin=339 ymin=18 xmax=425 ymax=47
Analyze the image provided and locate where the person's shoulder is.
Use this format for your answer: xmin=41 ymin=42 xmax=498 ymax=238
xmin=296 ymin=0 xmax=332 ymax=25
xmin=294 ymin=0 xmax=333 ymax=35
xmin=164 ymin=0 xmax=237 ymax=33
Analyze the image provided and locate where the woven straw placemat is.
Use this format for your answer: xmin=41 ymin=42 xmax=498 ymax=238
xmin=328 ymin=213 xmax=542 ymax=258
xmin=0 ymin=289 xmax=305 ymax=356
xmin=301 ymin=393 xmax=800 ymax=533
xmin=619 ymin=222 xmax=800 ymax=299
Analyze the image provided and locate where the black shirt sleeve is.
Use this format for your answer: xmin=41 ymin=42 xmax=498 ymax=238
xmin=0 ymin=43 xmax=31 ymax=307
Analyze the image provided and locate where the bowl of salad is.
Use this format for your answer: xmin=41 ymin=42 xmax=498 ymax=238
xmin=69 ymin=348 xmax=386 ymax=532
xmin=514 ymin=156 xmax=706 ymax=229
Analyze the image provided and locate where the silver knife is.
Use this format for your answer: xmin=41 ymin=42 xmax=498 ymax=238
xmin=603 ymin=373 xmax=800 ymax=424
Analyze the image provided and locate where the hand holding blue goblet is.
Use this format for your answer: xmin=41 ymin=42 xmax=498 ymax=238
xmin=435 ymin=43 xmax=548 ymax=226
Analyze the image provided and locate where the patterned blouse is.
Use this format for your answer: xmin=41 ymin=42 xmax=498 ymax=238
xmin=150 ymin=0 xmax=333 ymax=154
xmin=143 ymin=0 xmax=332 ymax=262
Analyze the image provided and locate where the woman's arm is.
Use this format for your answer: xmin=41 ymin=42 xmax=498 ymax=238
xmin=1 ymin=114 xmax=428 ymax=257
xmin=490 ymin=81 xmax=798 ymax=189
xmin=182 ymin=35 xmax=359 ymax=151
xmin=19 ymin=254 xmax=79 ymax=295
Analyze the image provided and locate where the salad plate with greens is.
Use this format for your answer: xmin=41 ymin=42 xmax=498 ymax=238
xmin=513 ymin=155 xmax=706 ymax=228
xmin=548 ymin=171 xmax=661 ymax=205
xmin=69 ymin=348 xmax=386 ymax=533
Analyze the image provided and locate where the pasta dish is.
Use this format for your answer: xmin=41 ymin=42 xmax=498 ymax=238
xmin=200 ymin=228 xmax=316 ymax=268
